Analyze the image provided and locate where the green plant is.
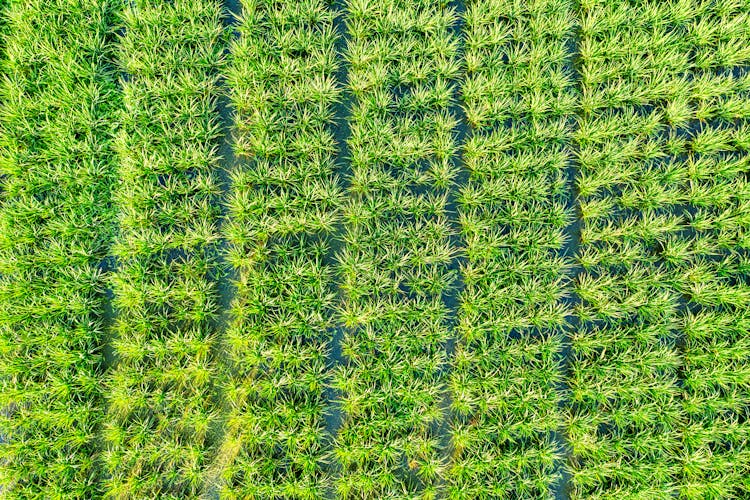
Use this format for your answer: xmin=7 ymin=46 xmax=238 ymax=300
xmin=0 ymin=0 xmax=119 ymax=497
xmin=101 ymin=1 xmax=225 ymax=497
xmin=209 ymin=1 xmax=342 ymax=497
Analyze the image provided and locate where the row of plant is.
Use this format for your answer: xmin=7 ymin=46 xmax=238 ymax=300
xmin=333 ymin=0 xmax=461 ymax=496
xmin=0 ymin=0 xmax=118 ymax=496
xmin=101 ymin=1 xmax=225 ymax=497
xmin=449 ymin=0 xmax=576 ymax=497
xmin=571 ymin=0 xmax=750 ymax=497
xmin=211 ymin=0 xmax=342 ymax=497
xmin=654 ymin=2 xmax=750 ymax=492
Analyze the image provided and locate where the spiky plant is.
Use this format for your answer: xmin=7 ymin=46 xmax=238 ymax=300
xmin=209 ymin=0 xmax=343 ymax=497
xmin=0 ymin=0 xmax=119 ymax=497
xmin=101 ymin=1 xmax=226 ymax=497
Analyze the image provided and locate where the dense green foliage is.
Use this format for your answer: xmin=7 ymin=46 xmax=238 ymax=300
xmin=448 ymin=0 xmax=575 ymax=497
xmin=570 ymin=1 xmax=750 ymax=498
xmin=1 ymin=0 xmax=749 ymax=498
xmin=213 ymin=0 xmax=341 ymax=497
xmin=333 ymin=0 xmax=460 ymax=496
xmin=0 ymin=0 xmax=118 ymax=496
xmin=102 ymin=1 xmax=225 ymax=497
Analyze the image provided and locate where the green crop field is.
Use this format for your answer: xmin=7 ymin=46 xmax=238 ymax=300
xmin=0 ymin=0 xmax=749 ymax=498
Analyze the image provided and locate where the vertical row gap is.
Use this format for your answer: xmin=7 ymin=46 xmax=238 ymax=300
xmin=434 ymin=0 xmax=470 ymax=494
xmin=201 ymin=1 xmax=242 ymax=497
xmin=554 ymin=2 xmax=585 ymax=498
xmin=212 ymin=0 xmax=242 ymax=348
xmin=442 ymin=0 xmax=470 ymax=375
xmin=552 ymin=0 xmax=583 ymax=500
xmin=322 ymin=0 xmax=353 ymax=496
xmin=98 ymin=0 xmax=126 ymax=374
xmin=93 ymin=0 xmax=127 ymax=490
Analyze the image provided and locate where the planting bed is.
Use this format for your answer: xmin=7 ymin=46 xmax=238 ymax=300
xmin=0 ymin=1 xmax=118 ymax=496
xmin=102 ymin=1 xmax=225 ymax=496
xmin=213 ymin=0 xmax=341 ymax=497
xmin=448 ymin=0 xmax=576 ymax=497
xmin=570 ymin=1 xmax=750 ymax=497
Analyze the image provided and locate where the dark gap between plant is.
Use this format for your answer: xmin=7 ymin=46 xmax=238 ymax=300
xmin=200 ymin=1 xmax=243 ymax=497
xmin=322 ymin=0 xmax=354 ymax=496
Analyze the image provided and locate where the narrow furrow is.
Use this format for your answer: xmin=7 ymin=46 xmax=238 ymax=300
xmin=447 ymin=0 xmax=578 ymax=497
xmin=209 ymin=0 xmax=343 ymax=497
xmin=332 ymin=1 xmax=461 ymax=496
xmin=0 ymin=0 xmax=119 ymax=496
xmin=102 ymin=1 xmax=225 ymax=496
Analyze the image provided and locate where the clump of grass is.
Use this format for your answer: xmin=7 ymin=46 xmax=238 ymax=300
xmin=332 ymin=0 xmax=460 ymax=497
xmin=211 ymin=0 xmax=342 ymax=497
xmin=0 ymin=0 xmax=119 ymax=496
xmin=101 ymin=1 xmax=225 ymax=497
xmin=448 ymin=0 xmax=576 ymax=498
xmin=570 ymin=0 xmax=750 ymax=497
